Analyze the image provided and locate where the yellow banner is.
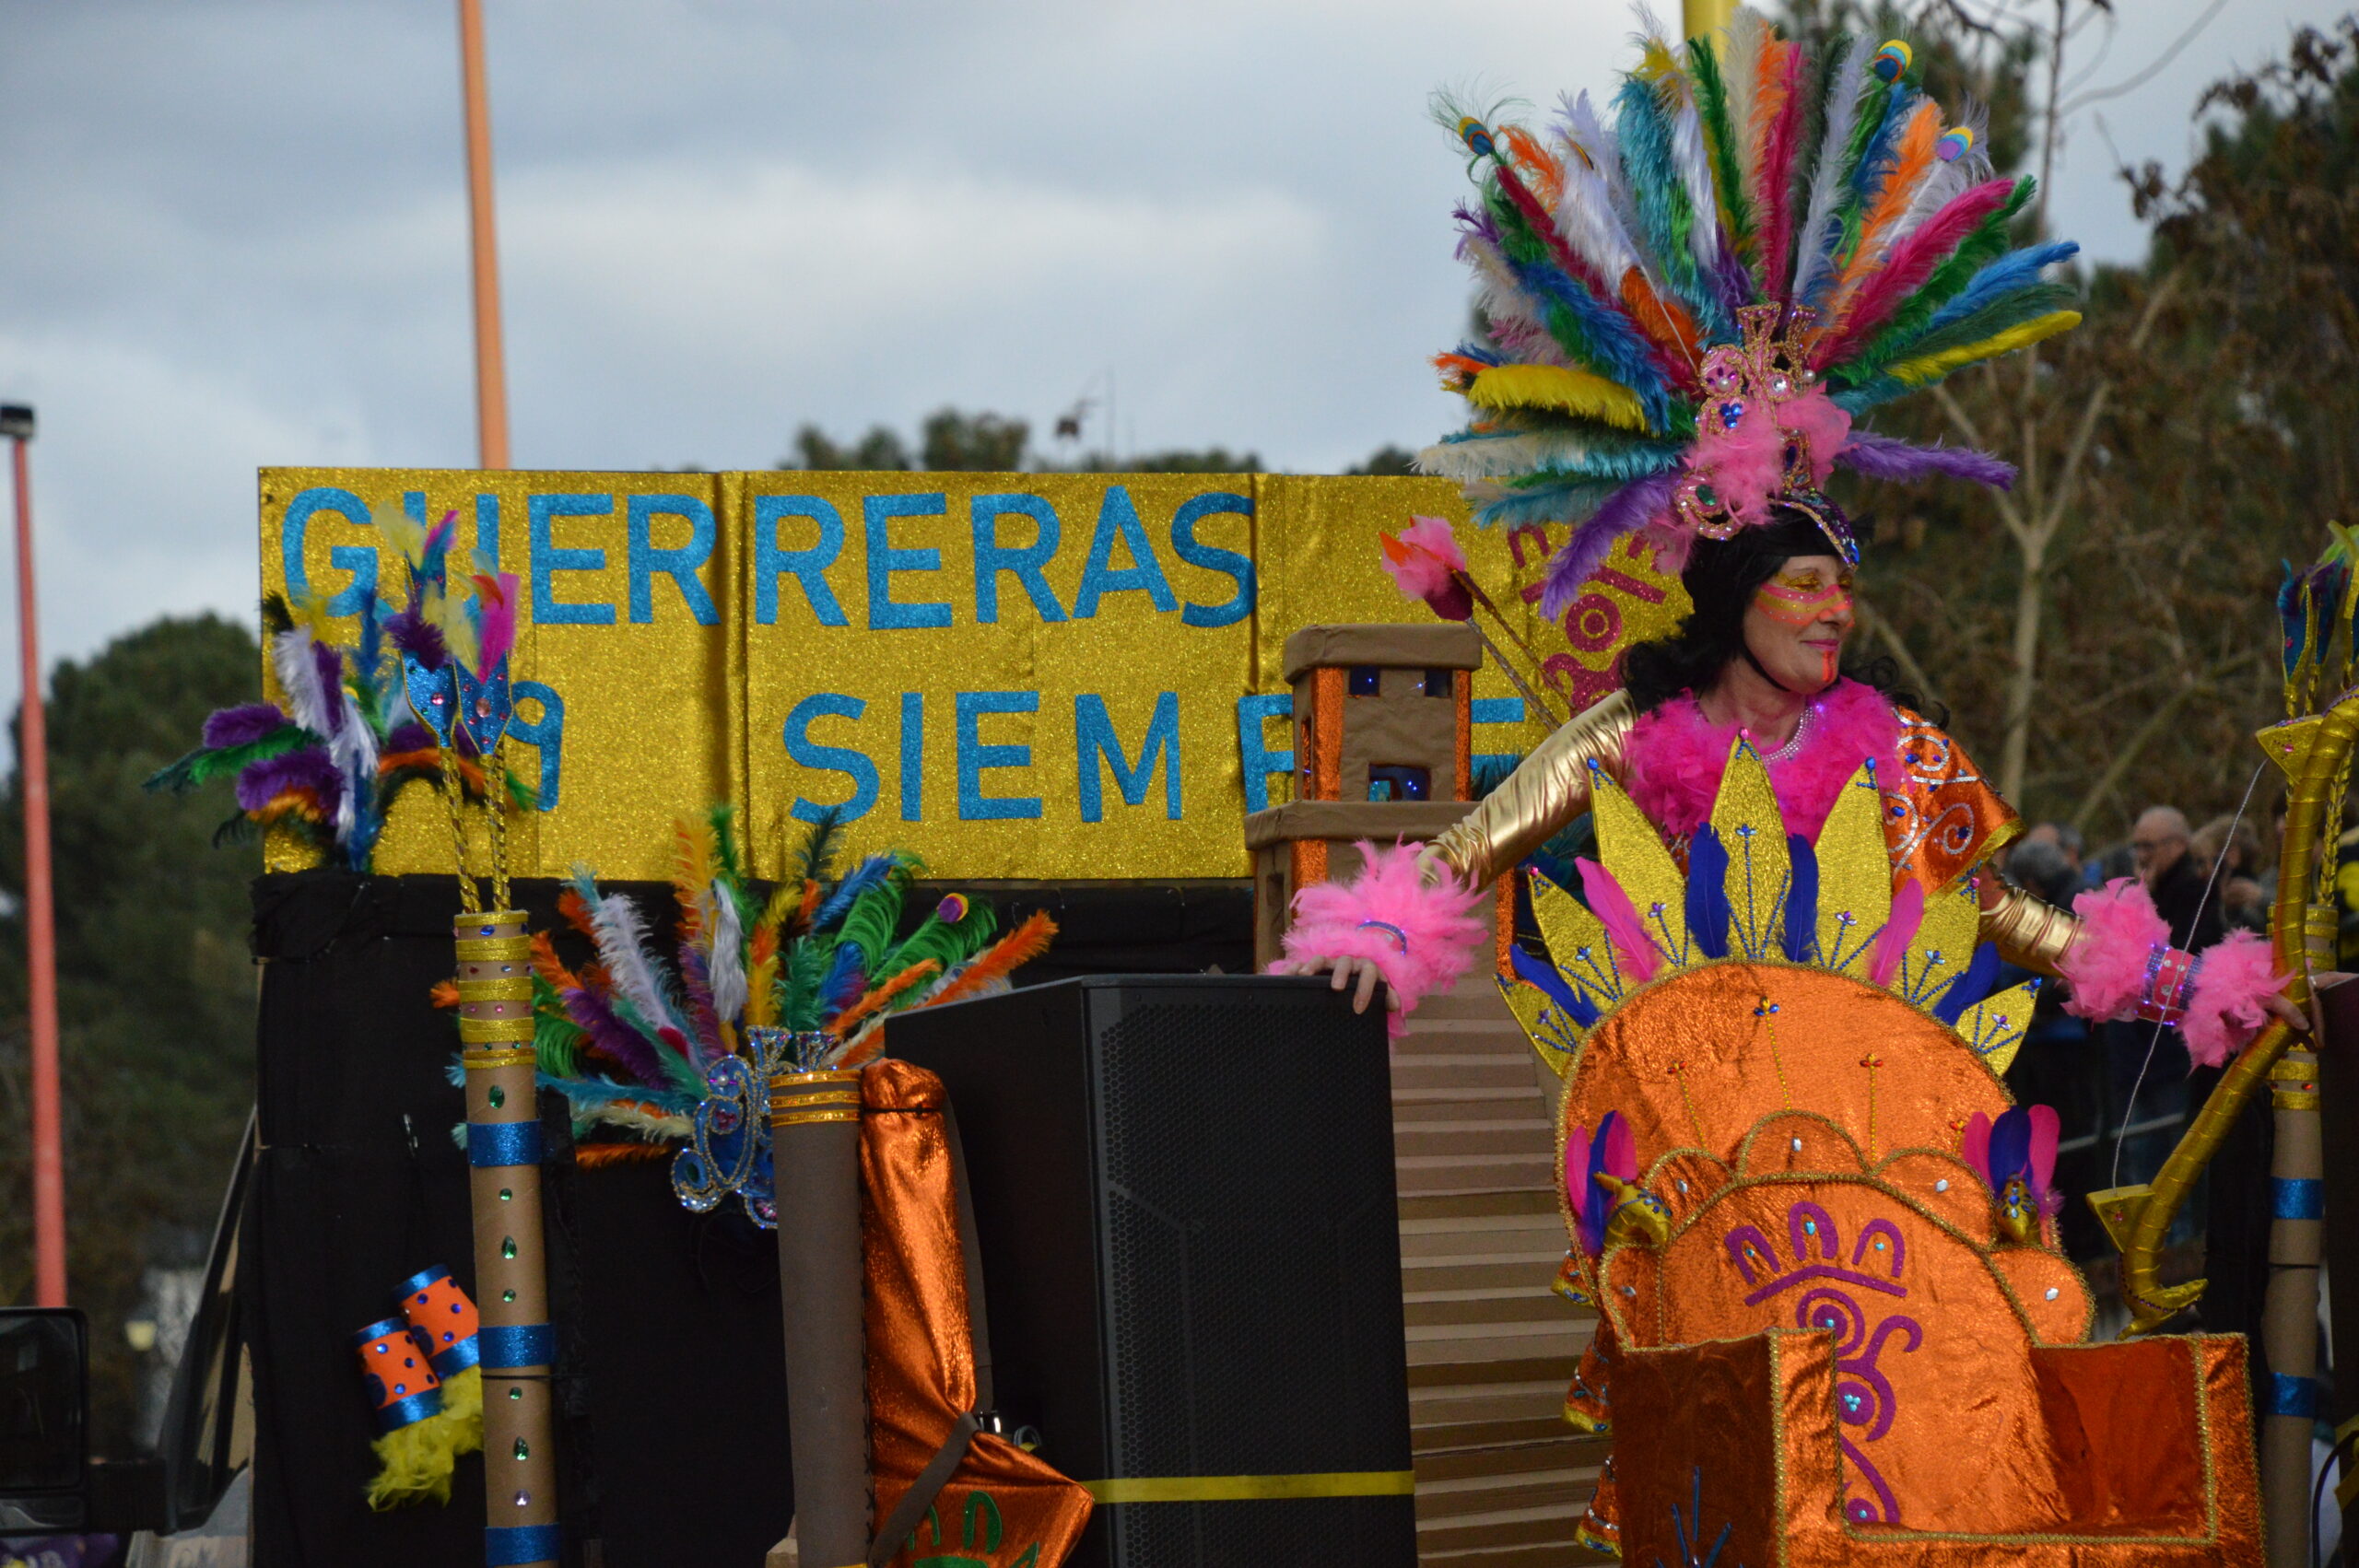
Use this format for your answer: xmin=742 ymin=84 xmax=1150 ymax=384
xmin=259 ymin=469 xmax=1685 ymax=880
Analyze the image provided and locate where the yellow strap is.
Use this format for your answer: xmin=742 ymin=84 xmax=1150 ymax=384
xmin=1080 ymin=1471 xmax=1415 ymax=1504
xmin=455 ymin=935 xmax=533 ymax=961
xmin=460 ymin=1015 xmax=535 ymax=1044
xmin=465 ymin=1047 xmax=538 ymax=1071
xmin=771 ymin=1107 xmax=861 ymax=1128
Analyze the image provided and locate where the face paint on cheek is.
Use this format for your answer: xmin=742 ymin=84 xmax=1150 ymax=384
xmin=1820 ymin=646 xmax=1838 ymax=684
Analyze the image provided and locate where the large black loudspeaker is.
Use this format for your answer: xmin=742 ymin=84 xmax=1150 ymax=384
xmin=891 ymin=976 xmax=1416 ymax=1568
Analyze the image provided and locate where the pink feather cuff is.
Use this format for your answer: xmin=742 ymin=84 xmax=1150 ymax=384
xmin=1271 ymin=842 xmax=1491 ymax=1039
xmin=2058 ymin=878 xmax=2286 ymax=1066
xmin=2181 ymin=930 xmax=2285 ymax=1069
xmin=2058 ymin=878 xmax=2172 ymax=1022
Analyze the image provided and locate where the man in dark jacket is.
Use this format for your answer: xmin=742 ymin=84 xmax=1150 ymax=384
xmin=2133 ymin=806 xmax=2224 ymax=952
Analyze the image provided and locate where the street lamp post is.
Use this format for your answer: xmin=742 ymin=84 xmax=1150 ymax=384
xmin=2 ymin=401 xmax=63 ymax=1308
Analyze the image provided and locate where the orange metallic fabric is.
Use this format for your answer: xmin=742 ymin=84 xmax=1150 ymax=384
xmin=1885 ymin=708 xmax=2020 ymax=895
xmin=1611 ymin=1329 xmax=2260 ymax=1565
xmin=861 ymin=1060 xmax=1095 ymax=1568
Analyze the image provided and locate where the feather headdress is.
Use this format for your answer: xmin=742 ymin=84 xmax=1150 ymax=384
xmin=1419 ymin=6 xmax=2079 ymax=593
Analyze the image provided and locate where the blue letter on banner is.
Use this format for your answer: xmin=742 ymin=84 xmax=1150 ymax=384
xmin=627 ymin=495 xmax=718 ymax=625
xmin=970 ymin=494 xmax=1067 ymax=624
xmin=900 ymin=692 xmax=924 ymax=822
xmin=755 ymin=496 xmax=850 ymax=626
xmin=956 ymin=692 xmax=1042 ymax=820
xmin=1076 ymin=693 xmax=1181 ymax=822
xmin=529 ymin=494 xmax=616 ymax=626
xmin=280 ymin=487 xmax=378 ymax=617
xmin=508 ymin=681 xmax=565 ymax=811
xmin=783 ymin=695 xmax=878 ymax=823
xmin=1235 ymin=694 xmax=1295 ymax=813
xmin=1170 ymin=491 xmax=1255 ymax=628
xmin=1072 ymin=486 xmax=1178 ymax=619
xmin=864 ymin=494 xmax=954 ymax=631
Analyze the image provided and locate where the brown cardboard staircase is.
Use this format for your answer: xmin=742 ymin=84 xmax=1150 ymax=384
xmin=1394 ymin=973 xmax=1612 ymax=1568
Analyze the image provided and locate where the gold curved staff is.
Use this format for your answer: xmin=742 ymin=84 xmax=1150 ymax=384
xmin=2093 ymin=691 xmax=2352 ymax=1330
xmin=2086 ymin=686 xmax=2348 ymax=1566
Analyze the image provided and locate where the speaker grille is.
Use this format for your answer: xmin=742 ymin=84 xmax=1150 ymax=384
xmin=1095 ymin=994 xmax=1408 ymax=1484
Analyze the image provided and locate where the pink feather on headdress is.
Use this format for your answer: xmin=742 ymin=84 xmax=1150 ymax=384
xmin=1816 ymin=178 xmax=2015 ymax=366
xmin=1960 ymin=1110 xmax=1994 ymax=1188
xmin=1753 ymin=40 xmax=1806 ymax=299
xmin=1576 ymin=857 xmax=1663 ymax=983
xmin=472 ymin=570 xmax=521 ymax=668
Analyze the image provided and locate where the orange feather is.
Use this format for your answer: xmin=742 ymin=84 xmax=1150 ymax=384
xmin=828 ymin=960 xmax=943 ymax=1039
xmin=1500 ymin=124 xmax=1564 ymax=209
xmin=557 ymin=885 xmax=602 ymax=945
xmin=792 ymin=878 xmax=821 ymax=934
xmin=573 ymin=1142 xmax=674 ymax=1168
xmin=1836 ymin=100 xmax=1941 ymax=317
xmin=923 ymin=913 xmax=1058 ymax=1011
xmin=1620 ymin=269 xmax=1703 ymax=377
xmin=429 ymin=978 xmax=460 ymax=1009
xmin=669 ymin=816 xmax=716 ymax=943
xmin=529 ymin=930 xmax=579 ymax=993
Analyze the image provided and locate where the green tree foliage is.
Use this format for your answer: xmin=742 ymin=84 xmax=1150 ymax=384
xmin=0 ymin=614 xmax=259 ymax=1446
xmin=1859 ymin=18 xmax=2359 ymax=832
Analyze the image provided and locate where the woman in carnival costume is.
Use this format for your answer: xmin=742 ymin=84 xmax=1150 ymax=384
xmin=1278 ymin=11 xmax=2291 ymax=1553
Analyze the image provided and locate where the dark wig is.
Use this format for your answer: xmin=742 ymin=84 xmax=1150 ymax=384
xmin=1619 ymin=504 xmax=1938 ymax=720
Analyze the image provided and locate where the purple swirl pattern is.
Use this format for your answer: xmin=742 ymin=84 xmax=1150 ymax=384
xmin=1721 ymin=1199 xmax=1924 ymax=1525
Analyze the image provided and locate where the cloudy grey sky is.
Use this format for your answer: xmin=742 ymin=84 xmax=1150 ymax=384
xmin=0 ymin=0 xmax=2342 ymax=722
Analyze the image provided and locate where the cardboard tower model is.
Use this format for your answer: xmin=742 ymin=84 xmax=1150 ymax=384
xmin=1245 ymin=623 xmax=1506 ymax=969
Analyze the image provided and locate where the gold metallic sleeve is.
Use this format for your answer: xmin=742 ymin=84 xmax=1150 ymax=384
xmin=1432 ymin=690 xmax=1637 ymax=886
xmin=1978 ymin=878 xmax=2083 ymax=977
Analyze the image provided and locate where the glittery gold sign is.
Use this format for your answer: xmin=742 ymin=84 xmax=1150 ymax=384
xmin=259 ymin=469 xmax=1685 ymax=880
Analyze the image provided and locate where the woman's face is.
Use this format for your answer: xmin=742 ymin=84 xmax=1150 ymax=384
xmin=1743 ymin=553 xmax=1855 ymax=695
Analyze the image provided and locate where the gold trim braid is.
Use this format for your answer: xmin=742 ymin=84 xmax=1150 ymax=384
xmin=1431 ymin=690 xmax=1636 ymax=886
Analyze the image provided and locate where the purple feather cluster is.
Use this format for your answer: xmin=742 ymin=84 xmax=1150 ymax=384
xmin=1539 ymin=472 xmax=1680 ymax=620
xmin=235 ymin=747 xmax=341 ymax=813
xmin=202 ymin=702 xmax=289 ymax=750
xmin=1835 ymin=431 xmax=2015 ymax=488
xmin=385 ymin=607 xmax=448 ymax=671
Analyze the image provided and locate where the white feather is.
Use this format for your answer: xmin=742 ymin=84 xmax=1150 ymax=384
xmin=707 ymin=879 xmax=747 ymax=1028
xmin=1669 ymin=94 xmax=1724 ymax=275
xmin=1418 ymin=429 xmax=1646 ymax=482
xmin=1721 ymin=9 xmax=1767 ymax=192
xmin=1792 ymin=36 xmax=1876 ymax=309
xmin=591 ymin=891 xmax=687 ymax=1039
xmin=270 ymin=627 xmax=376 ymax=841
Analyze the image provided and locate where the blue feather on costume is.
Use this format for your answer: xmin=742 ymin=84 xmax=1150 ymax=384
xmin=1684 ymin=825 xmax=1732 ymax=959
xmin=820 ymin=942 xmax=866 ymax=1012
xmin=1919 ymin=242 xmax=2080 ymax=338
xmin=1536 ymin=471 xmax=1682 ymax=620
xmin=1504 ymin=254 xmax=1675 ymax=428
xmin=813 ymin=853 xmax=897 ymax=930
xmin=1932 ymin=941 xmax=2001 ymax=1025
xmin=1511 ymin=943 xmax=1599 ymax=1029
xmin=1781 ymin=835 xmax=1818 ymax=962
xmin=1613 ymin=77 xmax=1727 ymax=337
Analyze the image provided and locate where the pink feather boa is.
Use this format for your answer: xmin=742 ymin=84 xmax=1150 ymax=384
xmin=1271 ymin=843 xmax=1490 ymax=1038
xmin=2058 ymin=877 xmax=2287 ymax=1067
xmin=1622 ymin=678 xmax=1903 ymax=845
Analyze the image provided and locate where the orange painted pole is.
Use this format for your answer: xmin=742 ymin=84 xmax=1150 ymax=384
xmin=457 ymin=0 xmax=511 ymax=471
xmin=7 ymin=408 xmax=64 ymax=1307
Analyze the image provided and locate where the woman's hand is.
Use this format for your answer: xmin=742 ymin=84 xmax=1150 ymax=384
xmin=1309 ymin=953 xmax=1400 ymax=1016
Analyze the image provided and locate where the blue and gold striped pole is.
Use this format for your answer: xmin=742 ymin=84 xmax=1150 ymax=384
xmin=457 ymin=908 xmax=559 ymax=1568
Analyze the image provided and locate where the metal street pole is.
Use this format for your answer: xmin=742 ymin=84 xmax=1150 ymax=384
xmin=458 ymin=0 xmax=511 ymax=470
xmin=1682 ymin=0 xmax=1734 ymax=39
xmin=3 ymin=403 xmax=63 ymax=1307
